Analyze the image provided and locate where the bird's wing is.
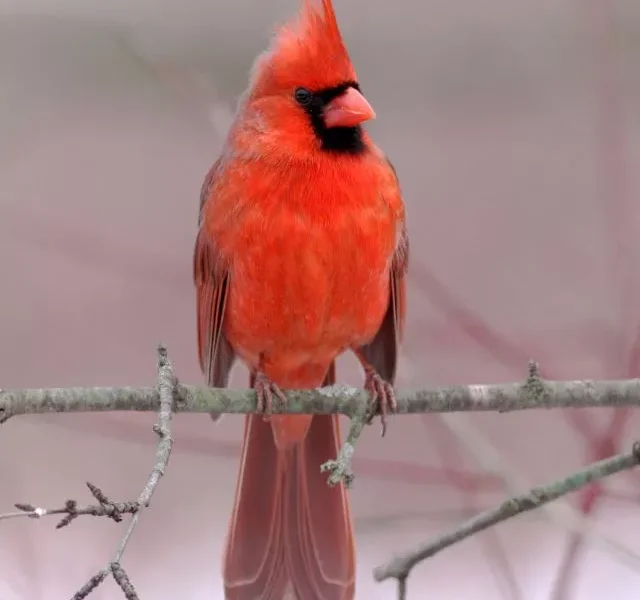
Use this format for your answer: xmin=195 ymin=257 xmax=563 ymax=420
xmin=194 ymin=159 xmax=236 ymax=387
xmin=356 ymin=156 xmax=409 ymax=384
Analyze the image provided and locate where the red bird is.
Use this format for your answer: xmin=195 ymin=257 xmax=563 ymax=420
xmin=194 ymin=0 xmax=408 ymax=598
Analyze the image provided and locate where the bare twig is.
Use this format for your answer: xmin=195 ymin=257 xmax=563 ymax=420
xmin=71 ymin=572 xmax=108 ymax=600
xmin=397 ymin=576 xmax=408 ymax=600
xmin=2 ymin=483 xmax=139 ymax=527
xmin=70 ymin=344 xmax=175 ymax=599
xmin=373 ymin=442 xmax=640 ymax=590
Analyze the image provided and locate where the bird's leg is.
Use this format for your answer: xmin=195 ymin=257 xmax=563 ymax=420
xmin=353 ymin=351 xmax=397 ymax=437
xmin=252 ymin=370 xmax=288 ymax=420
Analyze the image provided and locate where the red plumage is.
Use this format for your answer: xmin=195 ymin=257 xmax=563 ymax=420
xmin=194 ymin=0 xmax=408 ymax=597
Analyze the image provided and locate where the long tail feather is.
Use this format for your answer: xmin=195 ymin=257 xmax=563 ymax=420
xmin=223 ymin=362 xmax=355 ymax=599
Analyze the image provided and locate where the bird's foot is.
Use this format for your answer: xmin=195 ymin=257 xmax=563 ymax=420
xmin=253 ymin=371 xmax=288 ymax=421
xmin=363 ymin=368 xmax=397 ymax=437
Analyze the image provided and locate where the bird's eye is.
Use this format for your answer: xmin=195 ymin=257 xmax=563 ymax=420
xmin=294 ymin=87 xmax=313 ymax=106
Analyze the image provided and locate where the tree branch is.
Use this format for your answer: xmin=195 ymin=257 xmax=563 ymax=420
xmin=373 ymin=442 xmax=640 ymax=591
xmin=3 ymin=482 xmax=140 ymax=528
xmin=3 ymin=361 xmax=640 ymax=423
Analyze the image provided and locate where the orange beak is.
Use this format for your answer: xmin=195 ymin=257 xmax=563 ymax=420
xmin=323 ymin=87 xmax=376 ymax=128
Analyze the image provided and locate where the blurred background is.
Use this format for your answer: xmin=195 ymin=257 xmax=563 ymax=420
xmin=1 ymin=0 xmax=640 ymax=598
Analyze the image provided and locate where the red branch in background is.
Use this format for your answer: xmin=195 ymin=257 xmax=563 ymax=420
xmin=552 ymin=0 xmax=636 ymax=596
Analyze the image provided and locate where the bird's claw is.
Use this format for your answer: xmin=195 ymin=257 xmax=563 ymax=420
xmin=363 ymin=369 xmax=397 ymax=437
xmin=253 ymin=371 xmax=288 ymax=421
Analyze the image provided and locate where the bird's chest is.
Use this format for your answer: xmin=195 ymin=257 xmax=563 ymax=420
xmin=225 ymin=197 xmax=396 ymax=360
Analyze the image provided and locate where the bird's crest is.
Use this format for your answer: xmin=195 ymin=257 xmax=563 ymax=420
xmin=251 ymin=0 xmax=357 ymax=95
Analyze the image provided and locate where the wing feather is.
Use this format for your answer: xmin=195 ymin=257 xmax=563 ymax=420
xmin=194 ymin=159 xmax=236 ymax=388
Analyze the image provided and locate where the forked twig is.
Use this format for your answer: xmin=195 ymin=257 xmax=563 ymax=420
xmin=70 ymin=345 xmax=175 ymax=599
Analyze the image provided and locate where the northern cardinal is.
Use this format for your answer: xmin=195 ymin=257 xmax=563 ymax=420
xmin=194 ymin=0 xmax=408 ymax=598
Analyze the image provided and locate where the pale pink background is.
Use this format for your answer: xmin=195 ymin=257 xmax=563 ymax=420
xmin=1 ymin=0 xmax=640 ymax=598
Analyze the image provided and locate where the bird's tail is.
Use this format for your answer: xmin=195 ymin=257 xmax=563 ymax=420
xmin=222 ymin=361 xmax=356 ymax=599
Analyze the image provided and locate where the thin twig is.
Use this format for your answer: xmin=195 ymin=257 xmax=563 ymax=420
xmin=373 ymin=442 xmax=640 ymax=587
xmin=397 ymin=576 xmax=407 ymax=600
xmin=320 ymin=389 xmax=370 ymax=487
xmin=3 ymin=361 xmax=640 ymax=422
xmin=71 ymin=344 xmax=175 ymax=599
xmin=3 ymin=484 xmax=139 ymax=528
